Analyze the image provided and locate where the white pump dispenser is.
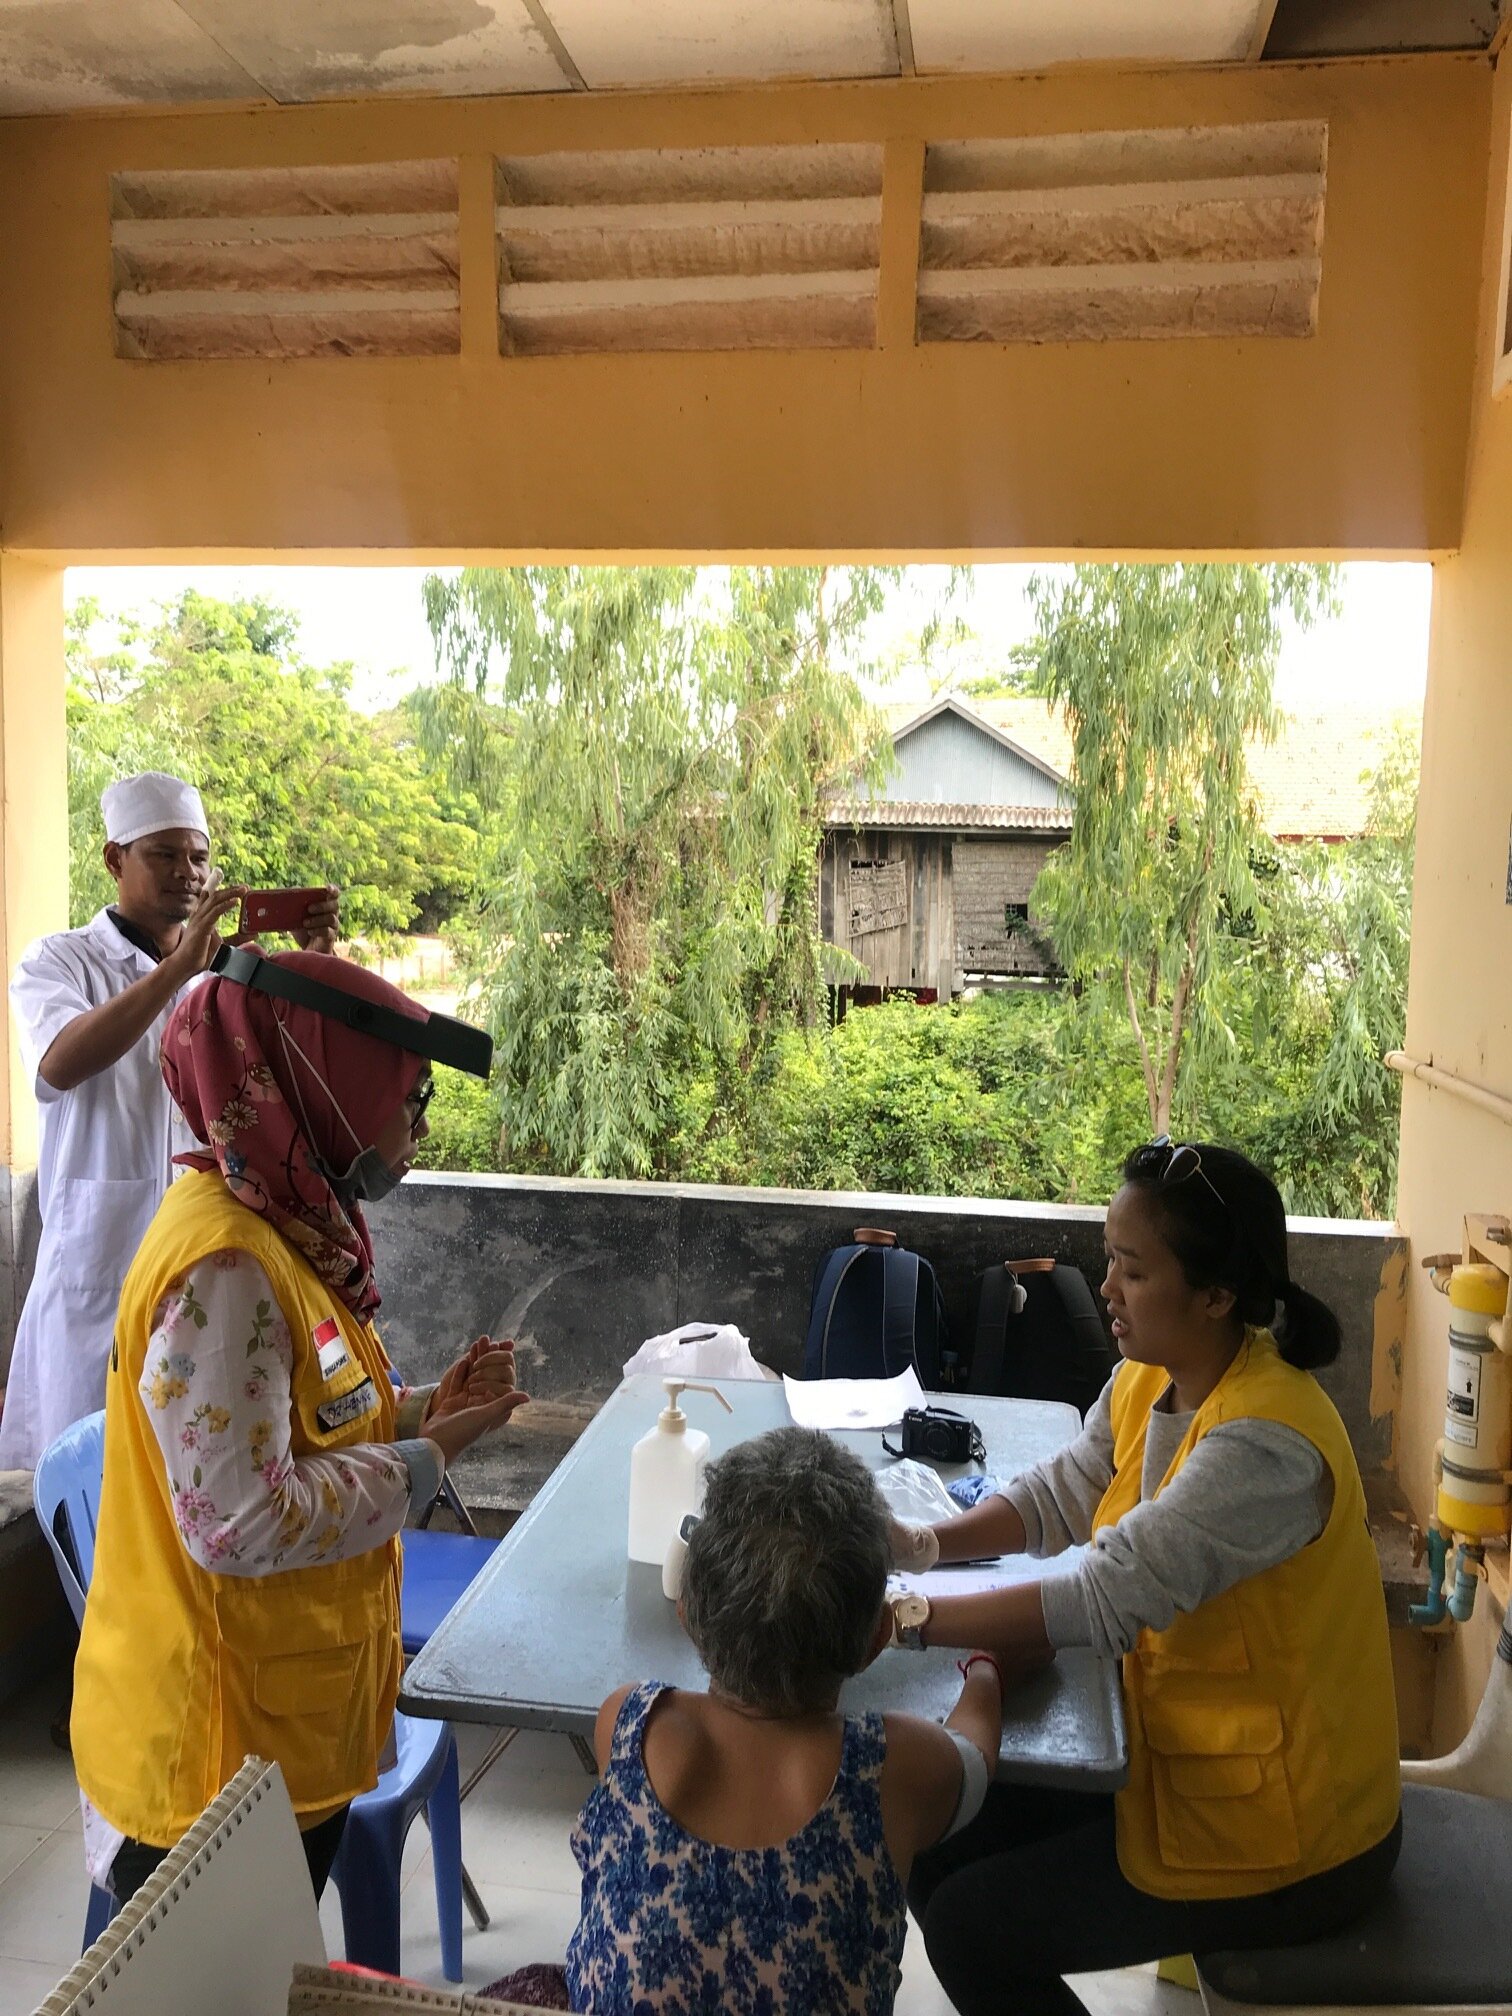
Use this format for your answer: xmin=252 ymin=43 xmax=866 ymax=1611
xmin=627 ymin=1378 xmax=734 ymax=1566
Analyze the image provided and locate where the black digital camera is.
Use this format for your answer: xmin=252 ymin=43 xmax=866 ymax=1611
xmin=889 ymin=1405 xmax=985 ymax=1466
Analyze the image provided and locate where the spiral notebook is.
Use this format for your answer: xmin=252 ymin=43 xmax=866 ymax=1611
xmin=286 ymin=1964 xmax=547 ymax=2015
xmin=32 ymin=1758 xmax=325 ymax=2016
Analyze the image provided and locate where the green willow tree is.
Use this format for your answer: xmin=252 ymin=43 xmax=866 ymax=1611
xmin=1224 ymin=729 xmax=1419 ymax=1216
xmin=421 ymin=566 xmax=895 ymax=1179
xmin=1028 ymin=563 xmax=1338 ymax=1134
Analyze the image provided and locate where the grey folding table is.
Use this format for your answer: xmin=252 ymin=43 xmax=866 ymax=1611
xmin=400 ymin=1375 xmax=1128 ymax=1790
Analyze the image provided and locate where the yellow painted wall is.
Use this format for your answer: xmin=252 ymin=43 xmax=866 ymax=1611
xmin=0 ymin=58 xmax=1490 ymax=561
xmin=1397 ymin=50 xmax=1512 ymax=1748
xmin=0 ymin=558 xmax=67 ymax=1170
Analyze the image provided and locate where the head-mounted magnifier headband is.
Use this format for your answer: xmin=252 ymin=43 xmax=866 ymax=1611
xmin=211 ymin=944 xmax=493 ymax=1079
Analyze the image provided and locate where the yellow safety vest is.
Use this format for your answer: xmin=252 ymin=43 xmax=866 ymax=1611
xmin=73 ymin=1170 xmax=403 ymax=1847
xmin=1095 ymin=1333 xmax=1399 ymax=1899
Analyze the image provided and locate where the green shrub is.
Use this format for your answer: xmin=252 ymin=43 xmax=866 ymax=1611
xmin=673 ymin=991 xmax=1151 ymax=1205
xmin=421 ymin=981 xmax=1400 ymax=1219
xmin=417 ymin=1069 xmax=502 ymax=1174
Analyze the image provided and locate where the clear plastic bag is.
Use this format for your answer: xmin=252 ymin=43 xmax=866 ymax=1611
xmin=872 ymin=1457 xmax=962 ymax=1525
xmin=622 ymin=1321 xmax=778 ymax=1383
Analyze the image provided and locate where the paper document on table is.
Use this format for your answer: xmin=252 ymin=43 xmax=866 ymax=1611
xmin=783 ymin=1365 xmax=926 ymax=1431
xmin=893 ymin=1545 xmax=1085 ymax=1602
xmin=894 ymin=1563 xmax=1019 ymax=1599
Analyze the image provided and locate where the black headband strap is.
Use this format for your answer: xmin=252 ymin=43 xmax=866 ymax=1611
xmin=210 ymin=944 xmax=493 ymax=1079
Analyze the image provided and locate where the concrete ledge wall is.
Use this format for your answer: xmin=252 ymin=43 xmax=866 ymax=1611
xmin=0 ymin=1168 xmax=39 ymax=1386
xmin=366 ymin=1172 xmax=1403 ymax=1505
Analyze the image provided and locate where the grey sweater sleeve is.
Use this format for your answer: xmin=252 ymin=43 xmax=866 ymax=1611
xmin=998 ymin=1376 xmax=1117 ymax=1557
xmin=1038 ymin=1419 xmax=1330 ymax=1660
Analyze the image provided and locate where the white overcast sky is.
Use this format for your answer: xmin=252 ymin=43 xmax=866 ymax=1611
xmin=66 ymin=561 xmax=1433 ymax=719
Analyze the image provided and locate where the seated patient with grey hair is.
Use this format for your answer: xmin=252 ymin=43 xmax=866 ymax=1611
xmin=483 ymin=1427 xmax=1008 ymax=2014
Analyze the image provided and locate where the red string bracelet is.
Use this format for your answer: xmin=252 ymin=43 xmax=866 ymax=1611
xmin=957 ymin=1652 xmax=1005 ymax=1695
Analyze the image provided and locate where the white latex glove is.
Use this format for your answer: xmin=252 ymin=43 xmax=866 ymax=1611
xmin=887 ymin=1515 xmax=941 ymax=1573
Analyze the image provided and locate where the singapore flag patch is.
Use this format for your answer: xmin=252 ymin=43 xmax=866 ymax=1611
xmin=313 ymin=1316 xmax=350 ymax=1379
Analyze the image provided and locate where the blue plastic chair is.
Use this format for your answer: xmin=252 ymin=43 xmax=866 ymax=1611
xmin=388 ymin=1369 xmax=500 ymax=1655
xmin=391 ymin=1374 xmax=594 ymax=1787
xmin=32 ymin=1415 xmax=117 ymax=1950
xmin=387 ymin=1370 xmax=507 ymax=1939
xmin=333 ymin=1710 xmax=463 ymax=1981
xmin=33 ymin=1410 xmax=467 ymax=1978
xmin=32 ymin=1411 xmax=105 ymax=1630
xmin=401 ymin=1525 xmax=498 ymax=1656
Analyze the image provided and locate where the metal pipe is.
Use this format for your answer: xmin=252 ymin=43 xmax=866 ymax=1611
xmin=1385 ymin=1052 xmax=1512 ymax=1128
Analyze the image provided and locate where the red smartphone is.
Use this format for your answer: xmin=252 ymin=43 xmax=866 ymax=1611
xmin=238 ymin=888 xmax=328 ymax=938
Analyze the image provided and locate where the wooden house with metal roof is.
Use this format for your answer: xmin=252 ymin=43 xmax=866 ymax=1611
xmin=821 ymin=696 xmax=1074 ymax=996
xmin=822 ymin=695 xmax=1417 ymax=998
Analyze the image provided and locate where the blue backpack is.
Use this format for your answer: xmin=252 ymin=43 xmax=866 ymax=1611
xmin=801 ymin=1228 xmax=949 ymax=1387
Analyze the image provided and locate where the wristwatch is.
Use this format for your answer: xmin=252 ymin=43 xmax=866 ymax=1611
xmin=891 ymin=1591 xmax=932 ymax=1651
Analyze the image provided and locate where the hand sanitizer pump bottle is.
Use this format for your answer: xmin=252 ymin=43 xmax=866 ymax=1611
xmin=627 ymin=1378 xmax=733 ymax=1566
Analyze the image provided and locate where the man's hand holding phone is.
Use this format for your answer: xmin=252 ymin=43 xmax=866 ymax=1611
xmin=236 ymin=887 xmax=341 ymax=953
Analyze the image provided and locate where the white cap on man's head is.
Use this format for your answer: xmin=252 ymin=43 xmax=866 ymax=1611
xmin=101 ymin=772 xmax=209 ymax=848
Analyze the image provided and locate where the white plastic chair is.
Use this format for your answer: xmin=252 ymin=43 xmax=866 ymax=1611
xmin=1197 ymin=1620 xmax=1512 ymax=2015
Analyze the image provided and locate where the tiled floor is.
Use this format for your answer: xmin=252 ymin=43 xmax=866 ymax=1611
xmin=0 ymin=1678 xmax=1190 ymax=2016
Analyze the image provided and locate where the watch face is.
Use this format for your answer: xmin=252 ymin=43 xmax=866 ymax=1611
xmin=896 ymin=1593 xmax=930 ymax=1629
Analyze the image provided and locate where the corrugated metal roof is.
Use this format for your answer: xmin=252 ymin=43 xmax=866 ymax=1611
xmin=825 ymin=799 xmax=1074 ymax=832
xmin=875 ymin=696 xmax=1420 ymax=841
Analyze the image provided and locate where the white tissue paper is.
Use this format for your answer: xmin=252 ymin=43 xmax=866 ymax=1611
xmin=873 ymin=1458 xmax=963 ymax=1527
xmin=623 ymin=1321 xmax=778 ymax=1383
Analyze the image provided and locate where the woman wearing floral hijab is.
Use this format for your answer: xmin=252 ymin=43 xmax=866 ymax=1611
xmin=72 ymin=951 xmax=524 ymax=1906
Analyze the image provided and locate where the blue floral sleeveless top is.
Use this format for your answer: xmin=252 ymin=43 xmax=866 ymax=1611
xmin=565 ymin=1681 xmax=908 ymax=2015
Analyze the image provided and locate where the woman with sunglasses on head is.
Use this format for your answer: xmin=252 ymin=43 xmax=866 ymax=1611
xmin=70 ymin=951 xmax=529 ymax=1908
xmin=889 ymin=1139 xmax=1400 ymax=2016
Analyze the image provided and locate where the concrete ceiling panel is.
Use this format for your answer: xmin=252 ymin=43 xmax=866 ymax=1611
xmin=908 ymin=0 xmax=1266 ymax=72
xmin=540 ymin=0 xmax=899 ymax=89
xmin=1265 ymin=0 xmax=1496 ymax=58
xmin=0 ymin=0 xmax=263 ymax=114
xmin=0 ymin=0 xmax=1497 ymax=117
xmin=177 ymin=0 xmax=569 ymax=102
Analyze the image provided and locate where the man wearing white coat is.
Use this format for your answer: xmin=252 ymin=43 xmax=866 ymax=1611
xmin=0 ymin=771 xmax=338 ymax=1470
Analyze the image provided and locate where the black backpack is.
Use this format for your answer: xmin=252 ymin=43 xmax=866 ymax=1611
xmin=801 ymin=1228 xmax=949 ymax=1388
xmin=966 ymin=1258 xmax=1113 ymax=1417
